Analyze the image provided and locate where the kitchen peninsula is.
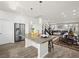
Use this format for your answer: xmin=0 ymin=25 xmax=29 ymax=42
xmin=25 ymin=35 xmax=59 ymax=58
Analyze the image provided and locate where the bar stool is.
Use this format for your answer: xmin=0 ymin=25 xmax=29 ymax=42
xmin=48 ymin=40 xmax=54 ymax=52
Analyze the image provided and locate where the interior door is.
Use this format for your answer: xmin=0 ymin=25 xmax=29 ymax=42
xmin=0 ymin=20 xmax=10 ymax=45
xmin=0 ymin=21 xmax=2 ymax=44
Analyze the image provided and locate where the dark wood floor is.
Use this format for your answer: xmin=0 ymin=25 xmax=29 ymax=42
xmin=0 ymin=41 xmax=37 ymax=58
xmin=45 ymin=44 xmax=79 ymax=58
xmin=0 ymin=41 xmax=79 ymax=58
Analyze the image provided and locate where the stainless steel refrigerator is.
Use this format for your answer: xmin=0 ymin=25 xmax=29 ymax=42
xmin=14 ymin=23 xmax=25 ymax=42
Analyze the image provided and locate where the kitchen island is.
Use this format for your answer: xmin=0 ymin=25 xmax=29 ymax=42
xmin=25 ymin=35 xmax=59 ymax=58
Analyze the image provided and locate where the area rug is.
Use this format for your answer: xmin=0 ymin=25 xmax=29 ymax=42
xmin=53 ymin=38 xmax=79 ymax=51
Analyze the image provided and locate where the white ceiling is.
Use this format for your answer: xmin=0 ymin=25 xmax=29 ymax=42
xmin=0 ymin=1 xmax=79 ymax=23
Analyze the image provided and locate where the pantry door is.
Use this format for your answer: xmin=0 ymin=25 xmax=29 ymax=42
xmin=0 ymin=20 xmax=11 ymax=45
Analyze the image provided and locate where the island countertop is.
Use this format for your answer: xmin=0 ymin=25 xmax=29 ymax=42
xmin=25 ymin=35 xmax=58 ymax=44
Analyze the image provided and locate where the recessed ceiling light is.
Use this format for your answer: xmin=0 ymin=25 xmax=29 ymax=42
xmin=64 ymin=15 xmax=66 ymax=17
xmin=61 ymin=12 xmax=65 ymax=15
xmin=73 ymin=9 xmax=76 ymax=12
xmin=61 ymin=12 xmax=67 ymax=17
xmin=64 ymin=24 xmax=68 ymax=27
xmin=73 ymin=13 xmax=76 ymax=15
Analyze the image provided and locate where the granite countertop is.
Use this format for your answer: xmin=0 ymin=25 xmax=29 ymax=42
xmin=26 ymin=35 xmax=58 ymax=44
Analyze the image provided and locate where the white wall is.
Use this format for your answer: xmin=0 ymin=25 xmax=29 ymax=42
xmin=29 ymin=17 xmax=42 ymax=34
xmin=0 ymin=10 xmax=29 ymax=45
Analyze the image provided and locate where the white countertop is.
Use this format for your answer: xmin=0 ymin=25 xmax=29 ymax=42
xmin=26 ymin=35 xmax=58 ymax=44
